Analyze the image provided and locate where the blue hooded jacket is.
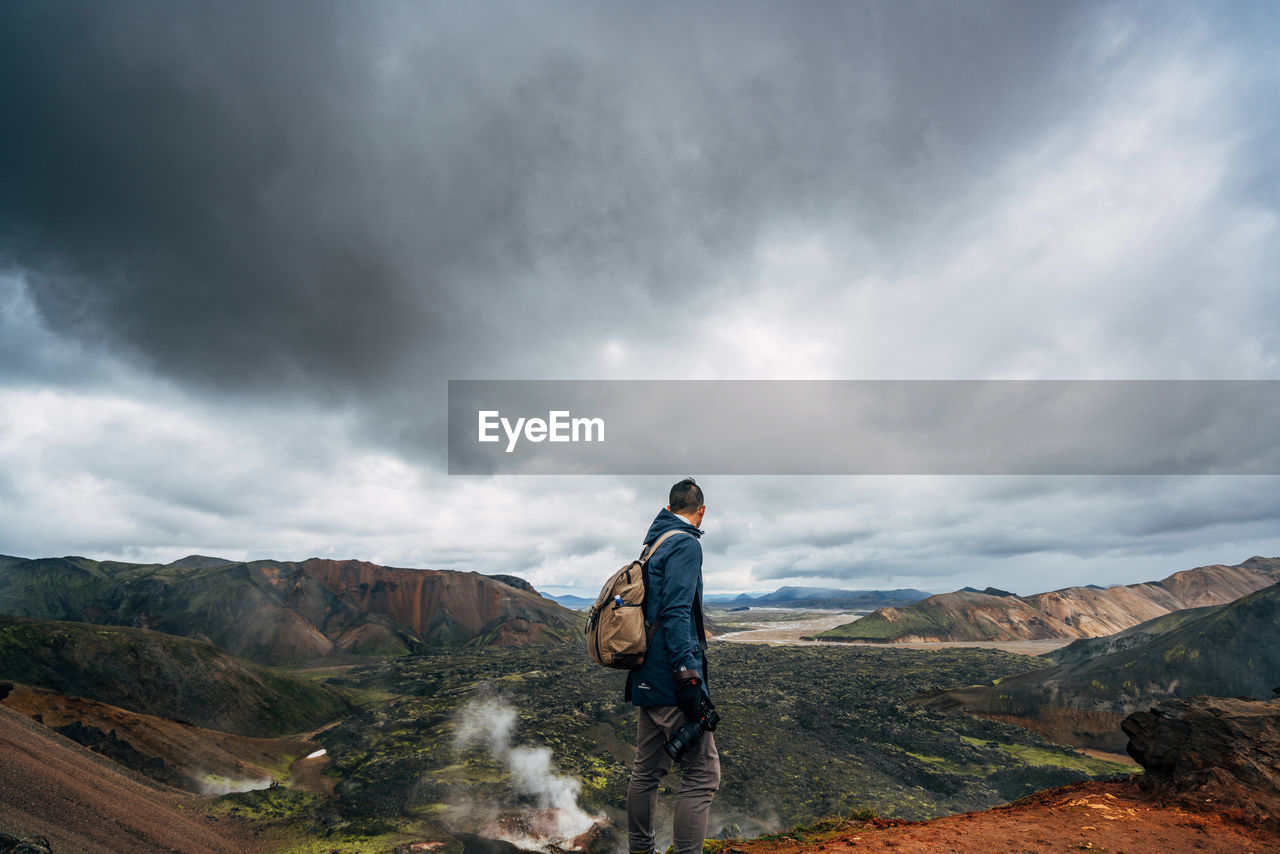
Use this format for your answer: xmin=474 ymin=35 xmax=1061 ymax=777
xmin=625 ymin=508 xmax=709 ymax=708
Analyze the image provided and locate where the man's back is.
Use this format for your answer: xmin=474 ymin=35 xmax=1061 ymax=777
xmin=625 ymin=506 xmax=706 ymax=708
xmin=626 ymin=478 xmax=719 ymax=854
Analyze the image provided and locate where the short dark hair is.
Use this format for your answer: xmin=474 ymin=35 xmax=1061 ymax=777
xmin=669 ymin=477 xmax=704 ymax=515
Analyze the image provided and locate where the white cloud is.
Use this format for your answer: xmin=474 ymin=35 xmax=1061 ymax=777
xmin=2 ymin=379 xmax=1277 ymax=595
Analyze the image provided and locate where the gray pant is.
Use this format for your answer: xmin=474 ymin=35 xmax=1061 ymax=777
xmin=627 ymin=705 xmax=720 ymax=854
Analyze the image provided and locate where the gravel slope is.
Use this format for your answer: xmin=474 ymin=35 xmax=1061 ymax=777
xmin=0 ymin=704 xmax=260 ymax=853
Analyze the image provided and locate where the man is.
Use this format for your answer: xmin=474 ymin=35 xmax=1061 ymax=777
xmin=626 ymin=477 xmax=719 ymax=854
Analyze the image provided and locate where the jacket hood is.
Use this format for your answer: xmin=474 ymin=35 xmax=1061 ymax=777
xmin=644 ymin=507 xmax=703 ymax=544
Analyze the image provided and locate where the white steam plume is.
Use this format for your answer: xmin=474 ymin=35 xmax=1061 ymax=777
xmin=454 ymin=695 xmax=601 ymax=847
xmin=195 ymin=773 xmax=273 ymax=795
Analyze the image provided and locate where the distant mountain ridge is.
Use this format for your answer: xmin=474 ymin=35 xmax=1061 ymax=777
xmin=816 ymin=557 xmax=1280 ymax=643
xmin=913 ymin=581 xmax=1280 ymax=752
xmin=707 ymin=585 xmax=931 ymax=610
xmin=549 ymin=585 xmax=932 ymax=612
xmin=546 ymin=593 xmax=596 ymax=610
xmin=746 ymin=586 xmax=931 ymax=608
xmin=0 ymin=554 xmax=584 ymax=664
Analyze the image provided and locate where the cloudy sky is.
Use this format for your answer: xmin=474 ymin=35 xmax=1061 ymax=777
xmin=2 ymin=1 xmax=1278 ymax=597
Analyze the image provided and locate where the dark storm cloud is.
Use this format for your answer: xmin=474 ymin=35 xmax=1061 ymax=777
xmin=1 ymin=0 xmax=1110 ymax=403
xmin=1 ymin=1 xmax=437 ymax=392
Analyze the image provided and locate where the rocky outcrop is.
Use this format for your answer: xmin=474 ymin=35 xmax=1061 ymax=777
xmin=0 ymin=834 xmax=52 ymax=854
xmin=486 ymin=574 xmax=540 ymax=594
xmin=819 ymin=556 xmax=1280 ymax=643
xmin=1123 ymin=696 xmax=1280 ymax=824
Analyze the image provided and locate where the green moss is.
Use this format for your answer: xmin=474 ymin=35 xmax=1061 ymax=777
xmin=264 ymin=834 xmax=412 ymax=854
xmin=208 ymin=787 xmax=322 ymax=822
xmin=905 ymin=750 xmax=994 ymax=776
xmin=993 ymin=742 xmax=1135 ymax=774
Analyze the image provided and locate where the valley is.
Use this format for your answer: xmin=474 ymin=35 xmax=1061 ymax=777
xmin=3 ymin=553 xmax=1279 ymax=853
xmin=225 ymin=642 xmax=1134 ymax=851
xmin=709 ymin=608 xmax=1074 ymax=654
xmin=709 ymin=608 xmax=866 ymax=643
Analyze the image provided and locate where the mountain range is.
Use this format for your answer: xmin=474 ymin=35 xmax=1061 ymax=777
xmin=542 ymin=585 xmax=932 ymax=612
xmin=717 ymin=586 xmax=931 ymax=610
xmin=912 ymin=580 xmax=1280 ymax=752
xmin=815 ymin=557 xmax=1280 ymax=643
xmin=4 ymin=547 xmax=1280 ymax=850
xmin=0 ymin=554 xmax=583 ymax=665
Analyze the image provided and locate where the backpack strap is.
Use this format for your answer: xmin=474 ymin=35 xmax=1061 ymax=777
xmin=638 ymin=530 xmax=693 ymax=648
xmin=640 ymin=529 xmax=686 ymax=563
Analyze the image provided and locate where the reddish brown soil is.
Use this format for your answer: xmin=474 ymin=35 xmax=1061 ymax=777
xmin=726 ymin=780 xmax=1280 ymax=854
xmin=289 ymin=750 xmax=336 ymax=795
xmin=0 ymin=705 xmax=262 ymax=853
xmin=3 ymin=682 xmax=318 ymax=793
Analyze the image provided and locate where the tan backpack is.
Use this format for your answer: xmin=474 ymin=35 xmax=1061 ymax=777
xmin=585 ymin=530 xmax=688 ymax=669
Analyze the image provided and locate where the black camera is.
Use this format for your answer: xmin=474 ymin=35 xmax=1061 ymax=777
xmin=663 ymin=705 xmax=720 ymax=761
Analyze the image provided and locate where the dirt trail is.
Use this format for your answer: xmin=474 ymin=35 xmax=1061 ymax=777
xmin=0 ymin=704 xmax=262 ymax=853
xmin=724 ymin=780 xmax=1279 ymax=854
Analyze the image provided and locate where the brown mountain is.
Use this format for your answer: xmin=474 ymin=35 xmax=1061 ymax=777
xmin=293 ymin=558 xmax=581 ymax=647
xmin=0 ymin=555 xmax=584 ymax=664
xmin=815 ymin=556 xmax=1280 ymax=643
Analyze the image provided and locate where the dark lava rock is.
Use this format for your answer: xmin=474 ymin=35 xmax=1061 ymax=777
xmin=1123 ymin=695 xmax=1280 ymax=823
xmin=570 ymin=820 xmax=622 ymax=854
xmin=0 ymin=833 xmax=53 ymax=854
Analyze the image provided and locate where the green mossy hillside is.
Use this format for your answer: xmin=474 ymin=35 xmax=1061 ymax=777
xmin=0 ymin=615 xmax=353 ymax=736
